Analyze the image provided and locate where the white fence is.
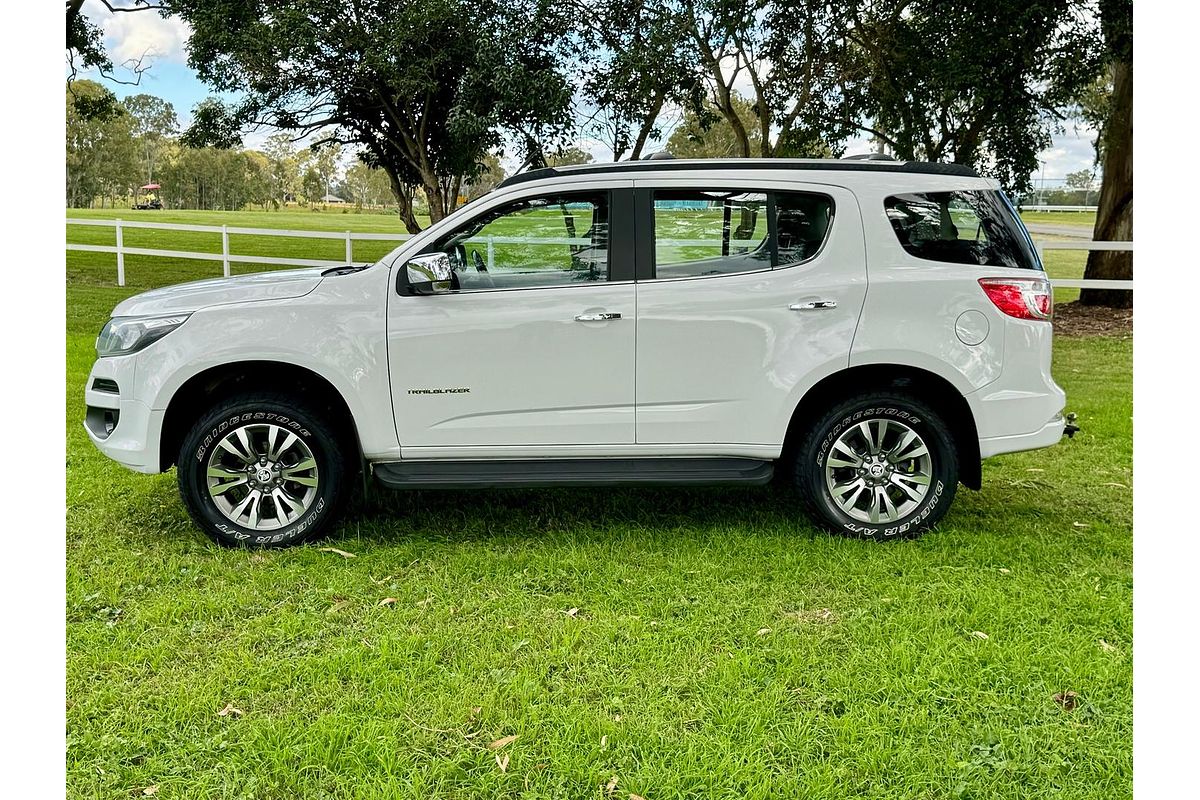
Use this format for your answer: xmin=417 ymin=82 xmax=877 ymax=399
xmin=1019 ymin=205 xmax=1097 ymax=213
xmin=66 ymin=217 xmax=1132 ymax=291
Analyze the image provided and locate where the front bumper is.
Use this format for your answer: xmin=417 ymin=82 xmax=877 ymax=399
xmin=84 ymin=357 xmax=164 ymax=474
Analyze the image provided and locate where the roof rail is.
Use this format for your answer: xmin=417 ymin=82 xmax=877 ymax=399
xmin=842 ymin=153 xmax=898 ymax=161
xmin=495 ymin=158 xmax=979 ymax=189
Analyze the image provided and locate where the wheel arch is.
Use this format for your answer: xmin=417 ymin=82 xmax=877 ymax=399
xmin=782 ymin=363 xmax=981 ymax=490
xmin=159 ymin=360 xmax=362 ymax=473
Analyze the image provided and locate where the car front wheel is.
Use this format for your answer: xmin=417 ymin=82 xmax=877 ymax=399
xmin=177 ymin=393 xmax=350 ymax=548
xmin=793 ymin=393 xmax=959 ymax=540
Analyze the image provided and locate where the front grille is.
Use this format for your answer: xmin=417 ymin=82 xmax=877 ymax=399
xmin=92 ymin=377 xmax=119 ymax=394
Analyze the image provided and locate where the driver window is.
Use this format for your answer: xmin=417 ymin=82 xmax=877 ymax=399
xmin=427 ymin=192 xmax=609 ymax=291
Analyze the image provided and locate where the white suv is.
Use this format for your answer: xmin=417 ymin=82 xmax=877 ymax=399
xmin=84 ymin=159 xmax=1068 ymax=547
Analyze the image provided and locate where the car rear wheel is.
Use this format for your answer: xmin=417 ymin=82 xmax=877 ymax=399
xmin=177 ymin=393 xmax=350 ymax=548
xmin=793 ymin=393 xmax=958 ymax=540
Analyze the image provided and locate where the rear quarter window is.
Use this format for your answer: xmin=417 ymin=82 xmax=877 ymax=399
xmin=884 ymin=190 xmax=1041 ymax=270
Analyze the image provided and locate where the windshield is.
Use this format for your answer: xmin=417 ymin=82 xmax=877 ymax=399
xmin=884 ymin=190 xmax=1041 ymax=271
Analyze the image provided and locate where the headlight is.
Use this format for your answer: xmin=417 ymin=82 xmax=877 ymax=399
xmin=96 ymin=314 xmax=190 ymax=357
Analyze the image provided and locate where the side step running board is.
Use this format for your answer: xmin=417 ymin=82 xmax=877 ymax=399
xmin=373 ymin=457 xmax=775 ymax=490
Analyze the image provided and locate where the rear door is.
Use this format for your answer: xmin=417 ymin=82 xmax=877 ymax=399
xmin=633 ymin=180 xmax=866 ymax=447
xmin=388 ymin=183 xmax=637 ymax=454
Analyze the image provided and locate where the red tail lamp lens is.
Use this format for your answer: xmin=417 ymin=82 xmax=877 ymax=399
xmin=978 ymin=278 xmax=1052 ymax=321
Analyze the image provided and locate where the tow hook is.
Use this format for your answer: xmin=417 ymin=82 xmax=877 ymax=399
xmin=1064 ymin=412 xmax=1080 ymax=439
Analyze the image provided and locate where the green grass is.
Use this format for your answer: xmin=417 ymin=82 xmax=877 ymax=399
xmin=66 ymin=210 xmax=1131 ymax=799
xmin=1018 ymin=211 xmax=1096 ymax=228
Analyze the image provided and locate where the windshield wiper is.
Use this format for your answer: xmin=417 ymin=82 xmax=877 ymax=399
xmin=321 ymin=263 xmax=373 ymax=276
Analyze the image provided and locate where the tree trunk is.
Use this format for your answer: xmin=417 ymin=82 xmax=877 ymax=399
xmin=386 ymin=171 xmax=422 ymax=234
xmin=1080 ymin=57 xmax=1132 ymax=308
xmin=629 ymin=94 xmax=665 ymax=161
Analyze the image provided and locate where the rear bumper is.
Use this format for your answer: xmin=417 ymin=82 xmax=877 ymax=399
xmin=979 ymin=414 xmax=1065 ymax=458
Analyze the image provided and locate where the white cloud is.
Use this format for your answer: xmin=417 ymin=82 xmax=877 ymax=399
xmin=85 ymin=0 xmax=192 ymax=68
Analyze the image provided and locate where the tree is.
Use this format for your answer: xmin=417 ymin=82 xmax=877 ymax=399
xmin=263 ymin=134 xmax=301 ymax=207
xmin=847 ymin=0 xmax=1099 ymax=193
xmin=310 ymin=143 xmax=343 ymax=204
xmin=463 ymin=153 xmax=507 ymax=202
xmin=1079 ymin=0 xmax=1132 ymax=309
xmin=667 ymin=94 xmax=763 ymax=158
xmin=545 ymin=147 xmax=595 ymax=167
xmin=166 ymin=0 xmax=573 ymax=233
xmin=1065 ymin=169 xmax=1095 ymax=190
xmin=570 ymin=0 xmax=701 ymax=162
xmin=66 ymin=1 xmax=158 ymax=118
xmin=122 ymin=93 xmax=178 ymax=185
xmin=674 ymin=0 xmax=860 ymax=158
xmin=66 ymin=80 xmax=138 ymax=207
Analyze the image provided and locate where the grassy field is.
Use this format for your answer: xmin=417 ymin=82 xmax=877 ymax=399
xmin=66 ymin=207 xmax=1130 ymax=799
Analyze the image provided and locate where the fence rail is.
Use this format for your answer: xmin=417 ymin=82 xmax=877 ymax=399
xmin=66 ymin=217 xmax=1132 ymax=291
xmin=1019 ymin=205 xmax=1098 ymax=212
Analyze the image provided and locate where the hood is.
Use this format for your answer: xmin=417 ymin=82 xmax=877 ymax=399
xmin=111 ymin=268 xmax=326 ymax=317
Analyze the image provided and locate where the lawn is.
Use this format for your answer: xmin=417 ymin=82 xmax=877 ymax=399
xmin=66 ymin=212 xmax=1131 ymax=799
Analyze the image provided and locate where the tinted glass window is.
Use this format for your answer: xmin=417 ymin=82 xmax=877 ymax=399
xmin=653 ymin=190 xmax=769 ymax=279
xmin=651 ymin=189 xmax=834 ymax=279
xmin=776 ymin=191 xmax=835 ymax=265
xmin=428 ymin=192 xmax=608 ymax=290
xmin=885 ymin=190 xmax=1040 ymax=270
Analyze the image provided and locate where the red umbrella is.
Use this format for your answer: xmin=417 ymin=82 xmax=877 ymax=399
xmin=141 ymin=183 xmax=160 ymax=190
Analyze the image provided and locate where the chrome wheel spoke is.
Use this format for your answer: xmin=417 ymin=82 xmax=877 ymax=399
xmin=889 ymin=472 xmax=926 ymax=501
xmin=828 ymin=439 xmax=864 ymax=469
xmin=209 ymin=475 xmax=248 ymax=496
xmin=271 ymin=488 xmax=302 ymax=523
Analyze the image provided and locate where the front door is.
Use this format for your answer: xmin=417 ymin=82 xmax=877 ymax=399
xmin=388 ymin=186 xmax=636 ymax=455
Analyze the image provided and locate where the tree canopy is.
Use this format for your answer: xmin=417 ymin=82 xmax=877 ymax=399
xmin=165 ymin=0 xmax=573 ymax=232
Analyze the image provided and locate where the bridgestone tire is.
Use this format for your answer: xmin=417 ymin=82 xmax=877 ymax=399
xmin=793 ymin=393 xmax=958 ymax=541
xmin=177 ymin=393 xmax=350 ymax=548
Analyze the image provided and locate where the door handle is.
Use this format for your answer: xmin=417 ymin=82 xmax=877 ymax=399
xmin=789 ymin=300 xmax=838 ymax=311
xmin=574 ymin=312 xmax=621 ymax=321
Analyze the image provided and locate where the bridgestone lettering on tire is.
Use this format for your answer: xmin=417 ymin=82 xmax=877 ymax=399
xmin=177 ymin=393 xmax=350 ymax=548
xmin=793 ymin=392 xmax=958 ymax=540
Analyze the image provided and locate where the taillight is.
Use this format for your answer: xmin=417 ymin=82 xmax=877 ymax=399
xmin=978 ymin=277 xmax=1052 ymax=321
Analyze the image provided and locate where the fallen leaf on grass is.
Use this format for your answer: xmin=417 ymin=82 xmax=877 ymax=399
xmin=998 ymin=568 xmax=1012 ymax=575
xmin=969 ymin=631 xmax=989 ymax=640
xmin=756 ymin=627 xmax=772 ymax=636
xmin=378 ymin=597 xmax=397 ymax=607
xmin=630 ymin=794 xmax=647 ymax=800
xmin=1053 ymin=690 xmax=1079 ymax=711
xmin=1072 ymin=522 xmax=1091 ymax=528
xmin=495 ymin=753 xmax=509 ymax=773
xmin=488 ymin=734 xmax=518 ymax=750
xmin=142 ymin=786 xmax=159 ymax=796
xmin=1025 ymin=468 xmax=1045 ymax=473
xmin=786 ymin=608 xmax=838 ymax=624
xmin=325 ymin=600 xmax=350 ymax=615
xmin=318 ymin=547 xmax=356 ymax=559
xmin=562 ymin=607 xmax=580 ymax=617
xmin=1103 ymin=482 xmax=1128 ymax=488
xmin=217 ymin=703 xmax=243 ymax=717
xmin=600 ymin=734 xmax=608 ymax=749
xmin=1099 ymin=639 xmax=1118 ymax=653
xmin=604 ymin=775 xmax=619 ymax=795
xmin=417 ymin=597 xmax=434 ymax=608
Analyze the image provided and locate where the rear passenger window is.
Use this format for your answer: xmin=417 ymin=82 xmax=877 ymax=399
xmin=884 ymin=190 xmax=1040 ymax=270
xmin=651 ymin=189 xmax=834 ymax=279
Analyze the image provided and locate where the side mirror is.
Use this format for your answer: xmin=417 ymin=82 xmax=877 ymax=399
xmin=405 ymin=253 xmax=453 ymax=295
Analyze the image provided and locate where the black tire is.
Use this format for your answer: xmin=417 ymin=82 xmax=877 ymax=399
xmin=793 ymin=392 xmax=958 ymax=540
xmin=177 ymin=392 xmax=351 ymax=548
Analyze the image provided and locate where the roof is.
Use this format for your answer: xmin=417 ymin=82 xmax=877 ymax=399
xmin=497 ymin=158 xmax=979 ymax=189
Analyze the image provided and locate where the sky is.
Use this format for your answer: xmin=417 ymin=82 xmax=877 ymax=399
xmin=76 ymin=1 xmax=1099 ymax=188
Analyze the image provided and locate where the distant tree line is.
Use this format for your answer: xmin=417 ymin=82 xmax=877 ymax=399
xmin=68 ymin=0 xmax=1131 ymax=306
